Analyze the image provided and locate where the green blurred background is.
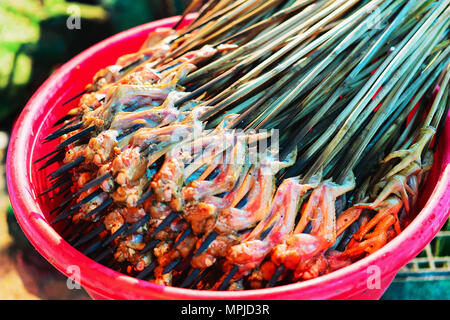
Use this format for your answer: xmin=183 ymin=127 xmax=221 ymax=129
xmin=0 ymin=0 xmax=189 ymax=131
xmin=0 ymin=0 xmax=448 ymax=300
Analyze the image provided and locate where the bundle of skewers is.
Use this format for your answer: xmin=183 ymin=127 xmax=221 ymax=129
xmin=36 ymin=0 xmax=450 ymax=290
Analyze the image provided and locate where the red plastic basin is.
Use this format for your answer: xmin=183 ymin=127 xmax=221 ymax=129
xmin=6 ymin=14 xmax=450 ymax=300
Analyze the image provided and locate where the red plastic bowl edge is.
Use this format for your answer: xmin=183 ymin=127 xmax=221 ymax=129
xmin=7 ymin=14 xmax=450 ymax=300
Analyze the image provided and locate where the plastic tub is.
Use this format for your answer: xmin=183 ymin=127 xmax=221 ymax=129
xmin=6 ymin=14 xmax=450 ymax=300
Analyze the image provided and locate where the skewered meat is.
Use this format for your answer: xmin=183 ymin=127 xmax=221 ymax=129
xmin=226 ymin=175 xmax=320 ymax=278
xmin=40 ymin=0 xmax=447 ymax=292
